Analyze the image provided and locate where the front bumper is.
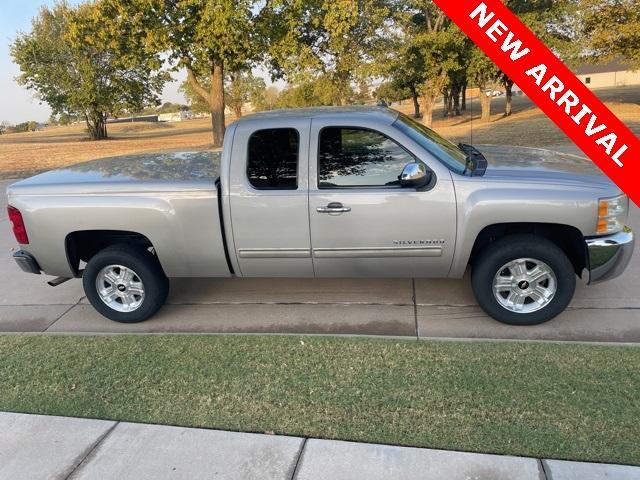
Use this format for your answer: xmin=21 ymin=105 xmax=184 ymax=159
xmin=13 ymin=250 xmax=41 ymax=275
xmin=585 ymin=226 xmax=635 ymax=284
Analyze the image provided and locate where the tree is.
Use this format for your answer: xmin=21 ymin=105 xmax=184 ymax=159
xmin=101 ymin=0 xmax=271 ymax=147
xmin=252 ymin=86 xmax=280 ymax=112
xmin=58 ymin=113 xmax=74 ymax=126
xmin=375 ymin=82 xmax=411 ymax=105
xmin=498 ymin=0 xmax=576 ymax=116
xmin=386 ymin=1 xmax=466 ymax=127
xmin=157 ymin=102 xmax=189 ymax=114
xmin=417 ymin=29 xmax=466 ymax=127
xmin=275 ymin=76 xmax=353 ymax=109
xmin=182 ymin=72 xmax=269 ymax=116
xmin=468 ymin=48 xmax=499 ymax=123
xmin=225 ymin=72 xmax=267 ymax=118
xmin=11 ymin=2 xmax=167 ymax=140
xmin=180 ymin=81 xmax=210 ymax=115
xmin=269 ymin=0 xmax=391 ymax=106
xmin=14 ymin=121 xmax=39 ymax=133
xmin=579 ymin=0 xmax=640 ymax=68
xmin=376 ymin=23 xmax=426 ymax=118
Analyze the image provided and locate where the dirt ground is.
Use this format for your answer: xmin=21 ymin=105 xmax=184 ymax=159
xmin=1 ymin=86 xmax=638 ymax=179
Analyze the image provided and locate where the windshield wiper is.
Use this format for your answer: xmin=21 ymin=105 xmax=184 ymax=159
xmin=458 ymin=143 xmax=488 ymax=177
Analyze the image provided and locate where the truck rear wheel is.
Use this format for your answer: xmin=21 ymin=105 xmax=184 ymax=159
xmin=471 ymin=235 xmax=576 ymax=325
xmin=83 ymin=245 xmax=169 ymax=323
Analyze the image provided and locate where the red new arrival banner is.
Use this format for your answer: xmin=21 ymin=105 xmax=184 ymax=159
xmin=432 ymin=0 xmax=640 ymax=206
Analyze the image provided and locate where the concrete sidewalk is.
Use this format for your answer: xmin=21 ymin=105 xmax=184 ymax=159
xmin=1 ymin=412 xmax=638 ymax=480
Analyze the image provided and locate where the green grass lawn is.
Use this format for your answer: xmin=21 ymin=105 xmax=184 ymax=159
xmin=1 ymin=335 xmax=639 ymax=465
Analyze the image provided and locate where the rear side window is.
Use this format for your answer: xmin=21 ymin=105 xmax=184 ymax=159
xmin=247 ymin=128 xmax=299 ymax=190
xmin=318 ymin=127 xmax=414 ymax=188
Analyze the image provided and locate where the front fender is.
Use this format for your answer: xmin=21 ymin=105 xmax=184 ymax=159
xmin=449 ymin=183 xmax=597 ymax=278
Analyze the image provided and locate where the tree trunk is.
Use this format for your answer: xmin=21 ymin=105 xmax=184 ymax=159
xmin=480 ymin=90 xmax=492 ymax=123
xmin=452 ymin=85 xmax=461 ymax=116
xmin=421 ymin=93 xmax=436 ymax=128
xmin=209 ymin=64 xmax=225 ymax=148
xmin=410 ymin=86 xmax=421 ymax=118
xmin=503 ymin=78 xmax=514 ymax=117
xmin=443 ymin=89 xmax=450 ymax=117
xmin=420 ymin=75 xmax=446 ymax=128
xmin=85 ymin=111 xmax=107 ymax=140
xmin=461 ymin=81 xmax=467 ymax=111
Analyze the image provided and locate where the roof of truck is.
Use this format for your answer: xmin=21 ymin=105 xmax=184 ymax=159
xmin=235 ymin=106 xmax=400 ymax=125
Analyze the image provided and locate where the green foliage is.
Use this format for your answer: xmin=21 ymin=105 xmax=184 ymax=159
xmin=269 ymin=0 xmax=391 ymax=105
xmin=375 ymin=82 xmax=411 ymax=103
xmin=180 ymin=81 xmax=211 ymax=115
xmin=507 ymin=0 xmax=578 ymax=57
xmin=11 ymin=2 xmax=167 ymax=140
xmin=252 ymin=86 xmax=281 ymax=112
xmin=578 ymin=0 xmax=640 ymax=68
xmin=157 ymin=102 xmax=189 ymax=114
xmin=49 ymin=112 xmax=78 ymax=126
xmin=181 ymin=72 xmax=269 ymax=116
xmin=276 ymin=76 xmax=354 ymax=109
xmin=14 ymin=121 xmax=40 ymax=133
xmin=225 ymin=72 xmax=267 ymax=117
xmin=101 ymin=0 xmax=272 ymax=145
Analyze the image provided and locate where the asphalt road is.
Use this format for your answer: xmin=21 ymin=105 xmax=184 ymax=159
xmin=2 ymin=178 xmax=639 ymax=342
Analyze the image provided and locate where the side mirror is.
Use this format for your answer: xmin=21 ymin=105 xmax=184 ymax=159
xmin=400 ymin=162 xmax=431 ymax=189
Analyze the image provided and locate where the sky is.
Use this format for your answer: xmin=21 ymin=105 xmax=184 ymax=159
xmin=0 ymin=0 xmax=240 ymax=124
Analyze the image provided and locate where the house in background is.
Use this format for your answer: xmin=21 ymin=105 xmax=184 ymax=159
xmin=573 ymin=59 xmax=640 ymax=89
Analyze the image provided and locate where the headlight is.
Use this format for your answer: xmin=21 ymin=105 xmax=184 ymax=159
xmin=597 ymin=194 xmax=628 ymax=235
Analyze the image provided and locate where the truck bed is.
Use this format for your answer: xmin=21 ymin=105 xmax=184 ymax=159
xmin=8 ymin=151 xmax=222 ymax=195
xmin=7 ymin=151 xmax=231 ymax=278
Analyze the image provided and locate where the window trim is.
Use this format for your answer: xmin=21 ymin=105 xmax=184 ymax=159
xmin=316 ymin=126 xmax=424 ymax=190
xmin=246 ymin=127 xmax=301 ymax=191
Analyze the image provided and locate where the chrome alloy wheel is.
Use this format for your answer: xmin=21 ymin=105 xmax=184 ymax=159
xmin=95 ymin=265 xmax=145 ymax=313
xmin=492 ymin=258 xmax=557 ymax=314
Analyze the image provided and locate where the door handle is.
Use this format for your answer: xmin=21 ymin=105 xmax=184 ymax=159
xmin=317 ymin=202 xmax=351 ymax=213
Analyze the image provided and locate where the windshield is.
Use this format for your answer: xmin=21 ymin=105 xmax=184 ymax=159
xmin=393 ymin=113 xmax=468 ymax=174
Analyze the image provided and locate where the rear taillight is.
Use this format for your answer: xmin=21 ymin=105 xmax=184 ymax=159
xmin=7 ymin=206 xmax=29 ymax=244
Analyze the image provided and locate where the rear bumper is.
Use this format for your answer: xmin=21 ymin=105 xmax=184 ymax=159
xmin=13 ymin=250 xmax=41 ymax=275
xmin=585 ymin=226 xmax=635 ymax=284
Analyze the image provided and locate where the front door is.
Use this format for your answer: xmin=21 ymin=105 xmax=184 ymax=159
xmin=229 ymin=120 xmax=313 ymax=277
xmin=308 ymin=121 xmax=457 ymax=277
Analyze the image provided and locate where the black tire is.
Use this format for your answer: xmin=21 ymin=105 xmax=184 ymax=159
xmin=471 ymin=235 xmax=576 ymax=326
xmin=83 ymin=244 xmax=169 ymax=323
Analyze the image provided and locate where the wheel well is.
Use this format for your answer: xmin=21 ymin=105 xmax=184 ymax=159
xmin=65 ymin=230 xmax=154 ymax=277
xmin=470 ymin=223 xmax=588 ymax=277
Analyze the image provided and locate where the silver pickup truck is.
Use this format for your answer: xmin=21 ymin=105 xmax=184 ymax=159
xmin=6 ymin=107 xmax=635 ymax=325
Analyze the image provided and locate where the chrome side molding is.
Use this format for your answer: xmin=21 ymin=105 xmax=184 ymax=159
xmin=313 ymin=246 xmax=442 ymax=258
xmin=238 ymin=248 xmax=312 ymax=259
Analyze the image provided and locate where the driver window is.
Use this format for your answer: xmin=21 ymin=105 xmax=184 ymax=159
xmin=318 ymin=127 xmax=415 ymax=188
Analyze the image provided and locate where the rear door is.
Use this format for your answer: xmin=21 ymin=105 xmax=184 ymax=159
xmin=228 ymin=119 xmax=313 ymax=276
xmin=308 ymin=119 xmax=457 ymax=277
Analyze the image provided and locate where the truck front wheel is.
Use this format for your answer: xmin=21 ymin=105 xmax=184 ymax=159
xmin=83 ymin=245 xmax=169 ymax=323
xmin=471 ymin=235 xmax=576 ymax=325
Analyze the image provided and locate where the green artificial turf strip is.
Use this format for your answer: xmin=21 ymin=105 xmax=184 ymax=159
xmin=1 ymin=335 xmax=638 ymax=464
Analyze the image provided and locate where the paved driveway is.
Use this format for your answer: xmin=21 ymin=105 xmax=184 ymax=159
xmin=2 ymin=178 xmax=639 ymax=341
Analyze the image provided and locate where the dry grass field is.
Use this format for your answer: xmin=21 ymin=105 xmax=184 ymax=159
xmin=1 ymin=86 xmax=638 ymax=179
